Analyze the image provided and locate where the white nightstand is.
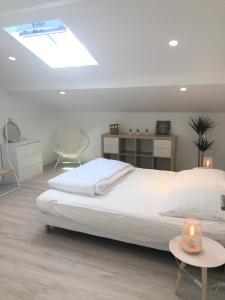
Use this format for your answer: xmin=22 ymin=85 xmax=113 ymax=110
xmin=169 ymin=236 xmax=225 ymax=300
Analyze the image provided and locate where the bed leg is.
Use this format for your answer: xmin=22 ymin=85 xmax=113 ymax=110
xmin=45 ymin=225 xmax=51 ymax=233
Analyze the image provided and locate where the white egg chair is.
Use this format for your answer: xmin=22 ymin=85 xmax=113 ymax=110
xmin=51 ymin=128 xmax=89 ymax=170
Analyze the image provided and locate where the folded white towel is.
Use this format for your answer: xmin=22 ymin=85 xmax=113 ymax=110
xmin=48 ymin=158 xmax=134 ymax=196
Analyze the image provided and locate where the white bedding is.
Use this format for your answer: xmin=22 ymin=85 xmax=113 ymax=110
xmin=48 ymin=158 xmax=134 ymax=196
xmin=37 ymin=168 xmax=225 ymax=249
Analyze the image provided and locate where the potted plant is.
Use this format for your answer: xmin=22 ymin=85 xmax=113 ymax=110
xmin=189 ymin=116 xmax=216 ymax=167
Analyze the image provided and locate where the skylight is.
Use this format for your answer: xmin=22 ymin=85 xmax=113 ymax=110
xmin=4 ymin=19 xmax=98 ymax=68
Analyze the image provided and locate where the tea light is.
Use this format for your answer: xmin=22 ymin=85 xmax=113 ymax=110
xmin=203 ymin=156 xmax=213 ymax=169
xmin=180 ymin=219 xmax=202 ymax=254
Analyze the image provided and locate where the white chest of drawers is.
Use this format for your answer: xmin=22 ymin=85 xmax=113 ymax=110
xmin=1 ymin=140 xmax=43 ymax=182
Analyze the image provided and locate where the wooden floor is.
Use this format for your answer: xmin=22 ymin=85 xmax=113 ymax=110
xmin=0 ymin=168 xmax=224 ymax=300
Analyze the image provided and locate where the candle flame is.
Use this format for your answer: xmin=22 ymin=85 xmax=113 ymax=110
xmin=189 ymin=224 xmax=195 ymax=237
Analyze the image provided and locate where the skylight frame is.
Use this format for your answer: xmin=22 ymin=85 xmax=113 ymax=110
xmin=4 ymin=19 xmax=98 ymax=68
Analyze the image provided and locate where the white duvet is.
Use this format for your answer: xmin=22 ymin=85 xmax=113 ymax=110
xmin=48 ymin=158 xmax=134 ymax=196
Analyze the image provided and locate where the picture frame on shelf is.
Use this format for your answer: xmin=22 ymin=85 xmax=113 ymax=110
xmin=156 ymin=121 xmax=171 ymax=135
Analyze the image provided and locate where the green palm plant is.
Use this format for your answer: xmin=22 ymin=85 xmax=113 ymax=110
xmin=189 ymin=116 xmax=216 ymax=167
xmin=189 ymin=116 xmax=215 ymax=135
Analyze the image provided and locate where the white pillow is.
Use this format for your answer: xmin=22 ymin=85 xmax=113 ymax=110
xmin=171 ymin=168 xmax=225 ymax=188
xmin=159 ymin=186 xmax=225 ymax=221
xmin=159 ymin=168 xmax=225 ymax=221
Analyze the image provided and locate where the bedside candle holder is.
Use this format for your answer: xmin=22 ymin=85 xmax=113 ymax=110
xmin=203 ymin=156 xmax=213 ymax=169
xmin=180 ymin=219 xmax=202 ymax=254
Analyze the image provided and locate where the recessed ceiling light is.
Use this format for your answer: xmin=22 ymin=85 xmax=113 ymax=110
xmin=169 ymin=40 xmax=178 ymax=47
xmin=59 ymin=91 xmax=66 ymax=95
xmin=180 ymin=87 xmax=187 ymax=92
xmin=8 ymin=56 xmax=16 ymax=61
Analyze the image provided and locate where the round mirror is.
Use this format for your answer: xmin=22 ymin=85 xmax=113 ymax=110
xmin=3 ymin=119 xmax=21 ymax=143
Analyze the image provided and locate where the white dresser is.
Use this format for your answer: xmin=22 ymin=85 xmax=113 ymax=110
xmin=1 ymin=140 xmax=43 ymax=182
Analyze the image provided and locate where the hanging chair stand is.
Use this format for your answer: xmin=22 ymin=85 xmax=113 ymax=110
xmin=53 ymin=156 xmax=82 ymax=170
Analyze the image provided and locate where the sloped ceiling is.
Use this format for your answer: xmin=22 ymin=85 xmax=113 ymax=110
xmin=0 ymin=0 xmax=225 ymax=112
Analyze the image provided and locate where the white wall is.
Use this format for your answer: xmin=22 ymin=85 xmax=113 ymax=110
xmin=1 ymin=85 xmax=225 ymax=171
xmin=0 ymin=86 xmax=61 ymax=165
xmin=57 ymin=111 xmax=225 ymax=171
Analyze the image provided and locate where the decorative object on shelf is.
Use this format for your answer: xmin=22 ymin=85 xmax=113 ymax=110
xmin=189 ymin=116 xmax=216 ymax=167
xmin=128 ymin=129 xmax=132 ymax=136
xmin=136 ymin=129 xmax=140 ymax=135
xmin=145 ymin=129 xmax=150 ymax=135
xmin=203 ymin=156 xmax=213 ymax=169
xmin=3 ymin=118 xmax=21 ymax=143
xmin=180 ymin=218 xmax=202 ymax=254
xmin=109 ymin=123 xmax=119 ymax=135
xmin=156 ymin=121 xmax=171 ymax=135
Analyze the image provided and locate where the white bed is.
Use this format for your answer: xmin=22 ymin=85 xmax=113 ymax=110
xmin=37 ymin=168 xmax=225 ymax=251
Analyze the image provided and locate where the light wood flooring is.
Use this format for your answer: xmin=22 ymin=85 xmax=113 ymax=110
xmin=0 ymin=168 xmax=224 ymax=300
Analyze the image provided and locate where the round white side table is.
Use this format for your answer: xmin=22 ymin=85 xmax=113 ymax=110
xmin=169 ymin=236 xmax=225 ymax=300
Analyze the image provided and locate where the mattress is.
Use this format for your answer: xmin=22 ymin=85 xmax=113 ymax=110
xmin=37 ymin=168 xmax=225 ymax=250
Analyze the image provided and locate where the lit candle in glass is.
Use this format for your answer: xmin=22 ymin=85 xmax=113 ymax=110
xmin=180 ymin=219 xmax=202 ymax=254
xmin=203 ymin=156 xmax=213 ymax=169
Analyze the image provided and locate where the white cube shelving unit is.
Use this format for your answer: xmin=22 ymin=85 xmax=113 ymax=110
xmin=101 ymin=133 xmax=177 ymax=171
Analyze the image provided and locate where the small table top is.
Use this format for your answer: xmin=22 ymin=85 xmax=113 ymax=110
xmin=169 ymin=236 xmax=225 ymax=268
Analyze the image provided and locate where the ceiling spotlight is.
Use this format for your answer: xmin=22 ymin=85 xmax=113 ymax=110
xmin=8 ymin=56 xmax=16 ymax=61
xmin=59 ymin=91 xmax=66 ymax=95
xmin=169 ymin=40 xmax=178 ymax=47
xmin=180 ymin=87 xmax=187 ymax=92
